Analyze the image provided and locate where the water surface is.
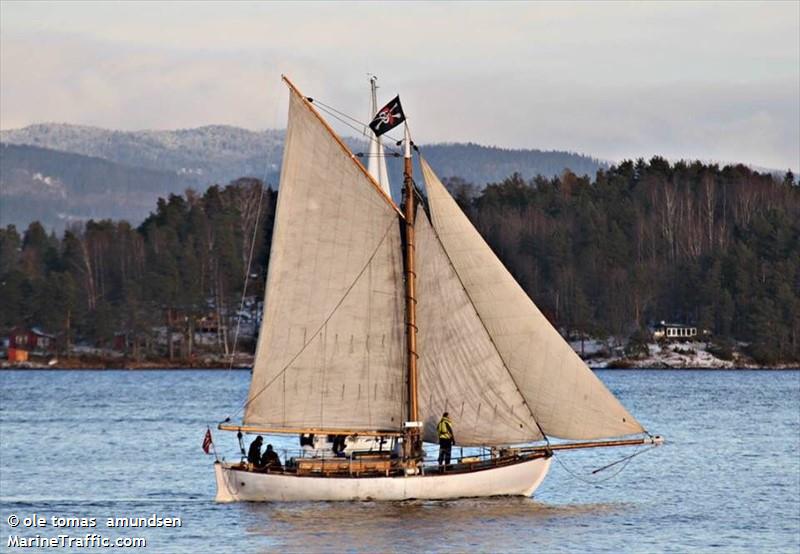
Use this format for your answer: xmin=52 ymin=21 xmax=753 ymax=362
xmin=1 ymin=369 xmax=798 ymax=553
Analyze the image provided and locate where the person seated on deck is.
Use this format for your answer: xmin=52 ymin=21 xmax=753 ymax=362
xmin=247 ymin=435 xmax=264 ymax=468
xmin=331 ymin=435 xmax=347 ymax=457
xmin=437 ymin=412 xmax=455 ymax=469
xmin=261 ymin=444 xmax=283 ymax=471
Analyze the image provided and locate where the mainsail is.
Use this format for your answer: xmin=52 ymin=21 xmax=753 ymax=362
xmin=243 ymin=87 xmax=406 ymax=432
xmin=418 ymin=158 xmax=645 ymax=440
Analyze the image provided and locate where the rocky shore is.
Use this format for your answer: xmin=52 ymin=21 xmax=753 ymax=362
xmin=1 ymin=355 xmax=253 ymax=370
xmin=576 ymin=340 xmax=799 ymax=369
xmin=3 ymin=342 xmax=797 ymax=370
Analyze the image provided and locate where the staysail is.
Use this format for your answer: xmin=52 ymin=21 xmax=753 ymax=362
xmin=416 ymin=211 xmax=544 ymax=445
xmin=418 ymin=158 xmax=644 ymax=440
xmin=243 ymin=87 xmax=406 ymax=432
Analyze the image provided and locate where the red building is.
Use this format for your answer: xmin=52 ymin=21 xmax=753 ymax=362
xmin=8 ymin=327 xmax=56 ymax=361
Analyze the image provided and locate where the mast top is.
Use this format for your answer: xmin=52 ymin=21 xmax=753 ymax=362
xmin=404 ymin=123 xmax=412 ymax=160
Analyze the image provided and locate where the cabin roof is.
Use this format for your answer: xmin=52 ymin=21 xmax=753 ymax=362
xmin=655 ymin=321 xmax=696 ymax=329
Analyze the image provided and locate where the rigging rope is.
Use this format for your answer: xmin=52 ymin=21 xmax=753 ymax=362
xmin=552 ymin=444 xmax=657 ymax=484
xmin=312 ymin=97 xmax=405 ymax=145
xmin=311 ymin=99 xmax=404 ymax=157
xmin=227 ymin=181 xmax=265 ymax=372
xmin=226 ymin=75 xmax=279 ymax=373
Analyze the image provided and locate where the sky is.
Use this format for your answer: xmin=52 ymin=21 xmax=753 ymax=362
xmin=1 ymin=1 xmax=798 ymax=171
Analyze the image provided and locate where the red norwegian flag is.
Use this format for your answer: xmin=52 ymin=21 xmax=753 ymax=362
xmin=202 ymin=428 xmax=213 ymax=455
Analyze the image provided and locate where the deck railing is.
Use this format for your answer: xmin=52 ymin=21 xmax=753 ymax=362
xmin=234 ymin=444 xmax=528 ymax=476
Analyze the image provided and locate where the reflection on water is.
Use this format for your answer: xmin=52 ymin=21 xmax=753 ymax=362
xmin=240 ymin=498 xmax=631 ymax=553
xmin=1 ymin=369 xmax=798 ymax=553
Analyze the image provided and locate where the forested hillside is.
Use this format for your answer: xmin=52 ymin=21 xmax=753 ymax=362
xmin=0 ymin=178 xmax=275 ymax=359
xmin=1 ymin=124 xmax=606 ymax=188
xmin=419 ymin=143 xmax=605 ymax=184
xmin=1 ymin=159 xmax=797 ymax=364
xmin=450 ymin=158 xmax=799 ymax=364
xmin=1 ymin=124 xmax=606 ymax=233
xmin=0 ymin=143 xmax=200 ymax=231
xmin=0 ymin=124 xmax=285 ymax=185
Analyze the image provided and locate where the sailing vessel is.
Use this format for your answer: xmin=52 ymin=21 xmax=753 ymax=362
xmin=213 ymin=76 xmax=662 ymax=502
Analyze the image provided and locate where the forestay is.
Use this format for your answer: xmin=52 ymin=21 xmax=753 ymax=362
xmin=420 ymin=158 xmax=644 ymax=440
xmin=243 ymin=90 xmax=406 ymax=432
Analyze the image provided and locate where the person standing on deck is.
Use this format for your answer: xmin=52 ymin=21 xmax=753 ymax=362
xmin=247 ymin=435 xmax=264 ymax=468
xmin=437 ymin=412 xmax=455 ymax=468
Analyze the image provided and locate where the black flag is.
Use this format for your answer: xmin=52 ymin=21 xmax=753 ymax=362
xmin=369 ymin=95 xmax=405 ymax=136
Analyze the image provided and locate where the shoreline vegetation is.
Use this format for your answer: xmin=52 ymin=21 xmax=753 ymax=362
xmin=3 ymin=363 xmax=796 ymax=370
xmin=0 ymin=358 xmax=252 ymax=370
xmin=2 ymin=158 xmax=798 ymax=368
xmin=3 ymin=345 xmax=798 ymax=370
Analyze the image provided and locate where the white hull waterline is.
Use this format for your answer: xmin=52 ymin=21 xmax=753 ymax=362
xmin=214 ymin=456 xmax=552 ymax=502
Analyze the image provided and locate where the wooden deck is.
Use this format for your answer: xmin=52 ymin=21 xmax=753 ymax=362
xmin=231 ymin=450 xmax=552 ymax=479
xmin=296 ymin=457 xmax=393 ymax=477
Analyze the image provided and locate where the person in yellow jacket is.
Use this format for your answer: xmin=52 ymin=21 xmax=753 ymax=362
xmin=437 ymin=412 xmax=455 ymax=468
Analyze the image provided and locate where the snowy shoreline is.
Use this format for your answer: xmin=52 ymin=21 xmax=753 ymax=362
xmin=2 ymin=339 xmax=798 ymax=370
xmin=573 ymin=339 xmax=799 ymax=370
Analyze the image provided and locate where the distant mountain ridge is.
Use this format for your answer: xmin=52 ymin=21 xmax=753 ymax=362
xmin=1 ymin=123 xmax=608 ymax=232
xmin=418 ymin=142 xmax=606 ymax=184
xmin=0 ymin=143 xmax=200 ymax=231
xmin=1 ymin=123 xmax=287 ymax=186
xmin=1 ymin=123 xmax=607 ymax=183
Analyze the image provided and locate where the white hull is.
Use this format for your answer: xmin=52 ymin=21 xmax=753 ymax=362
xmin=214 ymin=456 xmax=551 ymax=502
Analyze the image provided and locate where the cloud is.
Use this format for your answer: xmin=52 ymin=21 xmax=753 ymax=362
xmin=1 ymin=1 xmax=798 ymax=170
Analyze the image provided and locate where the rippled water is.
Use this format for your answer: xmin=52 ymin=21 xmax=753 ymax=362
xmin=1 ymin=369 xmax=798 ymax=553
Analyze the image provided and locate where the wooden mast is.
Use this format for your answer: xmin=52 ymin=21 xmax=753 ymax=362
xmin=402 ymin=122 xmax=421 ymax=460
